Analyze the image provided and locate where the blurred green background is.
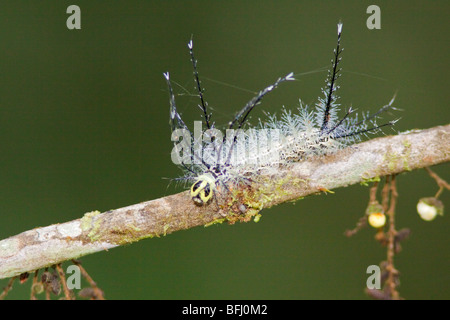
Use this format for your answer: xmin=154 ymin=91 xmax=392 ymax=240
xmin=0 ymin=1 xmax=448 ymax=299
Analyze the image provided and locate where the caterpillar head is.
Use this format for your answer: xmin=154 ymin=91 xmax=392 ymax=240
xmin=190 ymin=173 xmax=216 ymax=205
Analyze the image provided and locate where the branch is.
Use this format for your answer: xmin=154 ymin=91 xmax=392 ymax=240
xmin=1 ymin=124 xmax=449 ymax=279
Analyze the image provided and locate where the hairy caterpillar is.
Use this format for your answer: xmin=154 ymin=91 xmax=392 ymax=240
xmin=164 ymin=23 xmax=397 ymax=206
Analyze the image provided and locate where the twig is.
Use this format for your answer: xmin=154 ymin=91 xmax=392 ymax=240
xmin=369 ymin=181 xmax=379 ymax=203
xmin=0 ymin=125 xmax=449 ymax=279
xmin=0 ymin=276 xmax=16 ymax=300
xmin=344 ymin=215 xmax=367 ymax=237
xmin=381 ymin=176 xmax=391 ymax=213
xmin=72 ymin=260 xmax=105 ymax=300
xmin=30 ymin=270 xmax=39 ymax=300
xmin=55 ymin=264 xmax=73 ymax=300
xmin=385 ymin=175 xmax=400 ymax=299
xmin=344 ymin=182 xmax=378 ymax=237
xmin=425 ymin=167 xmax=450 ymax=198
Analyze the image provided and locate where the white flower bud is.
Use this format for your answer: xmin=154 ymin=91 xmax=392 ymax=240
xmin=417 ymin=197 xmax=444 ymax=221
xmin=368 ymin=212 xmax=386 ymax=228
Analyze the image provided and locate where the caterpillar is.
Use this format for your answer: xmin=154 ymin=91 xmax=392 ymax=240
xmin=164 ymin=23 xmax=397 ymax=206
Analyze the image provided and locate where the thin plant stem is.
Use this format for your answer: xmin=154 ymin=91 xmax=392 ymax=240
xmin=55 ymin=264 xmax=73 ymax=300
xmin=0 ymin=276 xmax=16 ymax=300
xmin=386 ymin=175 xmax=400 ymax=300
xmin=72 ymin=260 xmax=105 ymax=300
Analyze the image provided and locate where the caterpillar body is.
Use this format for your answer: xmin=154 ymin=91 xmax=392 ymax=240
xmin=164 ymin=23 xmax=397 ymax=206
